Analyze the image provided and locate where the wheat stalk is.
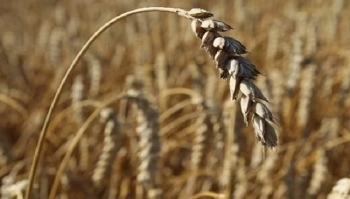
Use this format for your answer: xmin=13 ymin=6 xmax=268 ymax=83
xmin=25 ymin=8 xmax=198 ymax=198
xmin=26 ymin=7 xmax=278 ymax=198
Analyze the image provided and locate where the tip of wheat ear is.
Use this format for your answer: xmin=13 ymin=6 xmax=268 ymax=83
xmin=187 ymin=8 xmax=214 ymax=18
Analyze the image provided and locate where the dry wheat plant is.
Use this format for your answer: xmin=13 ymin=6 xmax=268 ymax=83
xmin=1 ymin=0 xmax=350 ymax=199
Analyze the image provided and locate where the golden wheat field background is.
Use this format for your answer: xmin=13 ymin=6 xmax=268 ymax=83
xmin=1 ymin=0 xmax=350 ymax=198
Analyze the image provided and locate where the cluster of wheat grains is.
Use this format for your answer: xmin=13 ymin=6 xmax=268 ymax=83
xmin=1 ymin=0 xmax=350 ymax=199
xmin=190 ymin=9 xmax=277 ymax=149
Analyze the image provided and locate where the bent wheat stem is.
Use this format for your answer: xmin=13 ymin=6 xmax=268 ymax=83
xmin=25 ymin=7 xmax=195 ymax=199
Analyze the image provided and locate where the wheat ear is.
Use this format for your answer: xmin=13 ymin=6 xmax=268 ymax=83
xmin=92 ymin=108 xmax=120 ymax=188
xmin=307 ymin=149 xmax=328 ymax=196
xmin=126 ymin=85 xmax=162 ymax=199
xmin=190 ymin=14 xmax=277 ymax=148
xmin=71 ymin=75 xmax=89 ymax=171
xmin=184 ymin=97 xmax=210 ymax=197
xmin=86 ymin=55 xmax=101 ymax=98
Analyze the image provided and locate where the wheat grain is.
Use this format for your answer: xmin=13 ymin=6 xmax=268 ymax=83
xmin=48 ymin=27 xmax=64 ymax=65
xmin=36 ymin=21 xmax=52 ymax=54
xmin=321 ymin=60 xmax=335 ymax=98
xmin=270 ymin=70 xmax=284 ymax=116
xmin=192 ymin=101 xmax=209 ymax=169
xmin=234 ymin=0 xmax=245 ymax=26
xmin=201 ymin=19 xmax=233 ymax=32
xmin=265 ymin=20 xmax=281 ymax=63
xmin=155 ymin=53 xmax=168 ymax=110
xmin=327 ymin=177 xmax=350 ymax=199
xmin=71 ymin=75 xmax=89 ymax=171
xmin=67 ymin=17 xmax=80 ymax=38
xmin=297 ymin=63 xmax=316 ymax=129
xmin=306 ymin=21 xmax=317 ymax=56
xmin=0 ymin=175 xmax=28 ymax=199
xmin=71 ymin=75 xmax=84 ymax=124
xmin=86 ymin=55 xmax=101 ymax=98
xmin=307 ymin=149 xmax=328 ymax=196
xmin=286 ymin=32 xmax=303 ymax=94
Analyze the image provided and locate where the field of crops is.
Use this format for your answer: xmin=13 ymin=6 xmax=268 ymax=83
xmin=0 ymin=0 xmax=350 ymax=198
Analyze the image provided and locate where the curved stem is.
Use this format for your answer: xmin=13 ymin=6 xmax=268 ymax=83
xmin=159 ymin=99 xmax=193 ymax=122
xmin=46 ymin=100 xmax=102 ymax=146
xmin=25 ymin=7 xmax=192 ymax=199
xmin=160 ymin=111 xmax=201 ymax=136
xmin=0 ymin=93 xmax=29 ymax=118
xmin=159 ymin=87 xmax=201 ymax=101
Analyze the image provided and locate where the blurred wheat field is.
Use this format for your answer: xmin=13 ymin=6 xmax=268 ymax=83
xmin=1 ymin=0 xmax=350 ymax=198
